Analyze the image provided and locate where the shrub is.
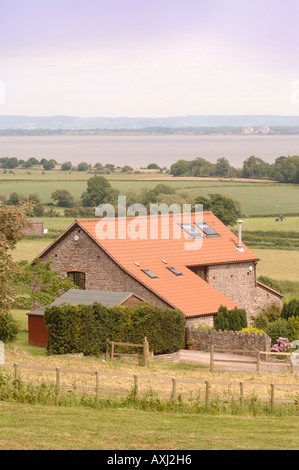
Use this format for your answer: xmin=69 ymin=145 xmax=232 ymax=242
xmin=252 ymin=314 xmax=269 ymax=330
xmin=271 ymin=337 xmax=291 ymax=353
xmin=44 ymin=302 xmax=186 ymax=355
xmin=266 ymin=319 xmax=289 ymax=345
xmin=287 ymin=316 xmax=299 ymax=342
xmin=0 ymin=312 xmax=18 ymax=343
xmin=281 ymin=299 xmax=299 ymax=320
xmin=241 ymin=328 xmax=265 ymax=335
xmin=214 ymin=306 xmax=247 ymax=331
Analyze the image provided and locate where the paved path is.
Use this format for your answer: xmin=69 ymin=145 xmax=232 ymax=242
xmin=178 ymin=349 xmax=297 ymax=374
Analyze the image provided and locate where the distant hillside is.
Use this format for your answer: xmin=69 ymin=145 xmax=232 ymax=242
xmin=0 ymin=115 xmax=299 ymax=131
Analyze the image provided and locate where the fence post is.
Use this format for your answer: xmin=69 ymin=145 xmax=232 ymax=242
xmin=240 ymin=382 xmax=244 ymax=408
xmin=95 ymin=371 xmax=99 ymax=403
xmin=256 ymin=351 xmax=260 ymax=374
xmin=14 ymin=363 xmax=19 ymax=396
xmin=55 ymin=367 xmax=60 ymax=402
xmin=205 ymin=380 xmax=210 ymax=407
xmin=143 ymin=338 xmax=149 ymax=367
xmin=210 ymin=345 xmax=214 ymax=373
xmin=134 ymin=375 xmax=139 ymax=397
xmin=172 ymin=378 xmax=177 ymax=401
xmin=111 ymin=342 xmax=115 ymax=361
xmin=271 ymin=384 xmax=275 ymax=412
xmin=105 ymin=339 xmax=109 ymax=360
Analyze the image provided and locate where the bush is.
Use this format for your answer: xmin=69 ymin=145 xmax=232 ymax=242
xmin=266 ymin=319 xmax=289 ymax=346
xmin=214 ymin=306 xmax=247 ymax=331
xmin=287 ymin=316 xmax=299 ymax=342
xmin=0 ymin=312 xmax=18 ymax=343
xmin=44 ymin=302 xmax=186 ymax=355
xmin=281 ymin=299 xmax=299 ymax=320
xmin=241 ymin=328 xmax=265 ymax=335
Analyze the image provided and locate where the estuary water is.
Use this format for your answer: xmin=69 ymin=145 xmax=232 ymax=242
xmin=0 ymin=134 xmax=299 ymax=168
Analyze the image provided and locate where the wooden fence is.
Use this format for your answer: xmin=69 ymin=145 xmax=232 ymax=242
xmin=0 ymin=361 xmax=298 ymax=410
xmin=209 ymin=346 xmax=299 ymax=374
xmin=105 ymin=337 xmax=150 ymax=366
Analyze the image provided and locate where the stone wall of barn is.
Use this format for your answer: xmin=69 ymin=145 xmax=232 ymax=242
xmin=206 ymin=261 xmax=282 ymax=321
xmin=40 ymin=225 xmax=171 ymax=310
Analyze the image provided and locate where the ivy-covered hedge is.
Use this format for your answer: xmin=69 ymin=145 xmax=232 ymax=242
xmin=44 ymin=302 xmax=186 ymax=356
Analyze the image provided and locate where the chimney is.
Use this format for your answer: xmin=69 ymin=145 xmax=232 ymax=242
xmin=237 ymin=220 xmax=244 ymax=251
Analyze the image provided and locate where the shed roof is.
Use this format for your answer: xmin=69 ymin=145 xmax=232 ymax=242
xmin=27 ymin=289 xmax=141 ymax=316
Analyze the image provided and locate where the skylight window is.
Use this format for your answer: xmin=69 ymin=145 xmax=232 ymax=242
xmin=179 ymin=223 xmax=202 ymax=238
xmin=142 ymin=269 xmax=158 ymax=279
xmin=167 ymin=267 xmax=183 ymax=276
xmin=195 ymin=222 xmax=220 ymax=238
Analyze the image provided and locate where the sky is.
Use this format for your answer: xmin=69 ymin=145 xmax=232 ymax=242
xmin=0 ymin=0 xmax=299 ymax=117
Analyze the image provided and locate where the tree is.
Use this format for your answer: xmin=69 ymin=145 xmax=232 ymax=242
xmin=242 ymin=156 xmax=270 ymax=179
xmin=14 ymin=259 xmax=77 ymax=309
xmin=77 ymin=162 xmax=89 ymax=172
xmin=141 ymin=184 xmax=175 ymax=207
xmin=51 ymin=189 xmax=74 ymax=208
xmin=214 ymin=305 xmax=247 ymax=331
xmin=215 ymin=157 xmax=232 ymax=177
xmin=170 ymin=159 xmax=191 ymax=176
xmin=195 ymin=193 xmax=242 ymax=226
xmin=121 ymin=165 xmax=133 ymax=173
xmin=81 ymin=175 xmax=119 ymax=207
xmin=61 ymin=161 xmax=72 ymax=171
xmin=43 ymin=159 xmax=55 ymax=170
xmin=147 ymin=163 xmax=160 ymax=170
xmin=0 ymin=203 xmax=30 ymax=341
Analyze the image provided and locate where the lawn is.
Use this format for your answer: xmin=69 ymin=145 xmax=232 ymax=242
xmin=0 ymin=402 xmax=297 ymax=450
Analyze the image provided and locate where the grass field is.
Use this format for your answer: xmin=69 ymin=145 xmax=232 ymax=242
xmin=1 ymin=324 xmax=299 ymax=451
xmin=1 ymin=169 xmax=299 ymax=216
xmin=255 ymin=249 xmax=299 ymax=282
xmin=0 ymin=402 xmax=298 ymax=450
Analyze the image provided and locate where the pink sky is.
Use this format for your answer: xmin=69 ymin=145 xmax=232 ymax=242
xmin=0 ymin=0 xmax=298 ymax=116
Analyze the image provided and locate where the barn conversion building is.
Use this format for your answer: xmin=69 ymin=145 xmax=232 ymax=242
xmin=28 ymin=211 xmax=282 ymax=346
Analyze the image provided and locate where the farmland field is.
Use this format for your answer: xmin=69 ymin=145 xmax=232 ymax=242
xmin=1 ymin=169 xmax=299 ymax=216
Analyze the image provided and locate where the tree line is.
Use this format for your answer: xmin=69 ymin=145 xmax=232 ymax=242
xmin=170 ymin=155 xmax=299 ymax=183
xmin=0 ymin=157 xmax=162 ymax=173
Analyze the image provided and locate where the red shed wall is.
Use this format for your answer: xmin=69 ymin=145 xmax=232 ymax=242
xmin=28 ymin=315 xmax=49 ymax=348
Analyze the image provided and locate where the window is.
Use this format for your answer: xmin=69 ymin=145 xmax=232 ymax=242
xmin=195 ymin=222 xmax=220 ymax=238
xmin=189 ymin=266 xmax=207 ymax=281
xmin=167 ymin=267 xmax=183 ymax=276
xmin=179 ymin=223 xmax=202 ymax=238
xmin=68 ymin=271 xmax=86 ymax=289
xmin=142 ymin=269 xmax=158 ymax=279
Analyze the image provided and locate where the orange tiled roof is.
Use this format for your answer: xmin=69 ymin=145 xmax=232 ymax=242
xmin=75 ymin=212 xmax=258 ymax=318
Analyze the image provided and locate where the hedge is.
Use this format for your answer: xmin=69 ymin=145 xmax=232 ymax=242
xmin=44 ymin=302 xmax=186 ymax=356
xmin=214 ymin=305 xmax=247 ymax=332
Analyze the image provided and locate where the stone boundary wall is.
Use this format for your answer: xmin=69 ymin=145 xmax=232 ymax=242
xmin=187 ymin=328 xmax=271 ymax=354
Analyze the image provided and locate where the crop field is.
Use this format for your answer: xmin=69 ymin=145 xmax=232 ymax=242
xmin=1 ymin=169 xmax=299 ymax=216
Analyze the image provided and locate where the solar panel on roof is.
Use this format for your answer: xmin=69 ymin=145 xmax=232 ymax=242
xmin=195 ymin=222 xmax=220 ymax=238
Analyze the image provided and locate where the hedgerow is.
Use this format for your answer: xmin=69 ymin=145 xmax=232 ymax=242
xmin=44 ymin=302 xmax=186 ymax=356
